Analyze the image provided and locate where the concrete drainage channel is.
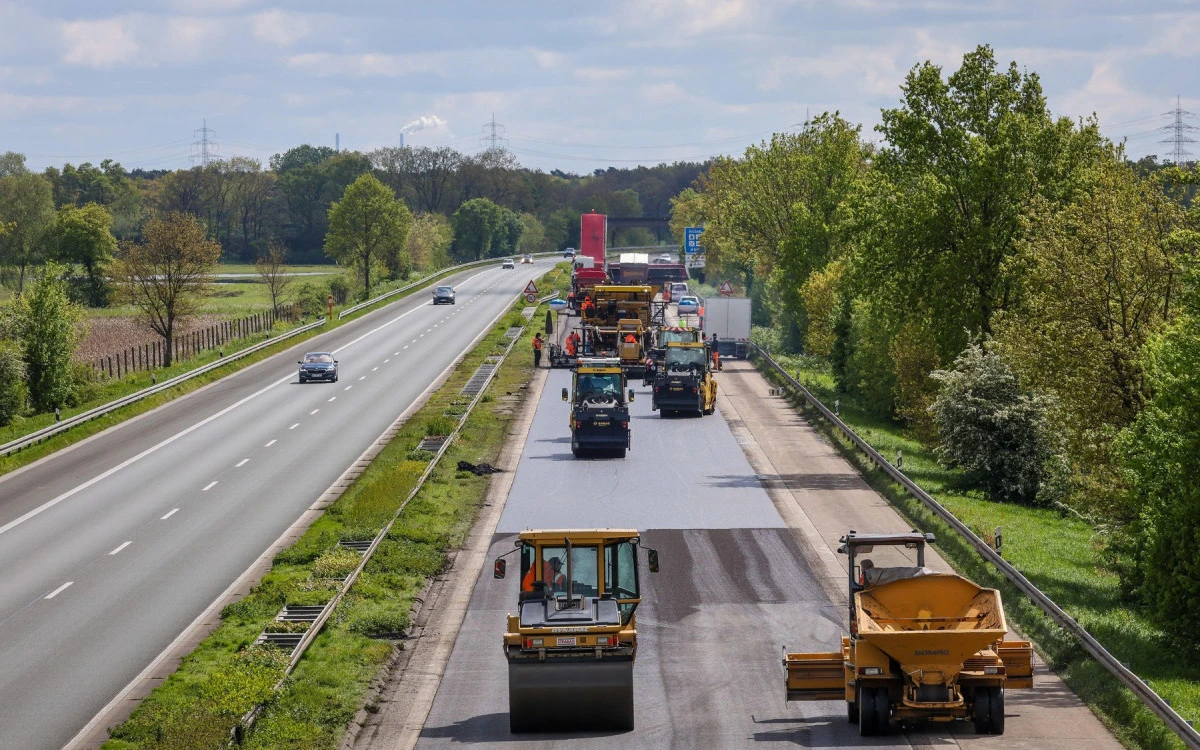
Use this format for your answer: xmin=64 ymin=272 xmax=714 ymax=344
xmin=234 ymin=321 xmax=529 ymax=741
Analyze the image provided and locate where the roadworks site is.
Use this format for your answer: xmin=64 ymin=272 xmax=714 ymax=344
xmin=101 ymin=265 xmax=568 ymax=749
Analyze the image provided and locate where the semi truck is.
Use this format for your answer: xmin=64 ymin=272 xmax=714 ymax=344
xmin=701 ymin=296 xmax=751 ymax=358
xmin=579 ymin=211 xmax=607 ymax=269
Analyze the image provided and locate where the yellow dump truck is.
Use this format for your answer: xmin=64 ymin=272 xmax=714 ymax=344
xmin=784 ymin=531 xmax=1033 ymax=736
xmin=494 ymin=529 xmax=659 ymax=732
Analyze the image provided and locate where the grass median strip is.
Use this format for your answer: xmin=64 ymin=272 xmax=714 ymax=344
xmin=756 ymin=353 xmax=1195 ymax=750
xmin=101 ymin=264 xmax=567 ymax=750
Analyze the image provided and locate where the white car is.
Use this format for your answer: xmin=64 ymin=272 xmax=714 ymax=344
xmin=677 ymin=295 xmax=700 ymax=314
xmin=502 ymin=258 xmax=515 ymax=269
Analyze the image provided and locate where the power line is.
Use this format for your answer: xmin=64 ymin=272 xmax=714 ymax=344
xmin=480 ymin=114 xmax=508 ymax=151
xmin=190 ymin=118 xmax=219 ymax=167
xmin=1158 ymin=95 xmax=1198 ymax=165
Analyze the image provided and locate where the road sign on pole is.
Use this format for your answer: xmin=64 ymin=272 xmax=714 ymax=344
xmin=718 ymin=281 xmax=734 ymax=297
xmin=684 ymin=227 xmax=704 ymax=254
xmin=523 ymin=280 xmax=539 ymax=295
xmin=525 ymin=293 xmax=537 ymax=303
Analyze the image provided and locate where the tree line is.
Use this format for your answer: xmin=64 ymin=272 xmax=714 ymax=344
xmin=673 ymin=44 xmax=1200 ymax=641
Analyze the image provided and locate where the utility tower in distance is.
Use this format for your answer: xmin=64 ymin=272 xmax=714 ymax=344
xmin=190 ymin=119 xmax=218 ymax=167
xmin=1160 ymin=95 xmax=1198 ymax=165
xmin=480 ymin=114 xmax=508 ymax=151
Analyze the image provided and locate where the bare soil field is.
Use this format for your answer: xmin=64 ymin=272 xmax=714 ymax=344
xmin=75 ymin=314 xmax=227 ymax=363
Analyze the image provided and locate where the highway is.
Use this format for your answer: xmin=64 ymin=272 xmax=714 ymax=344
xmin=0 ymin=260 xmax=555 ymax=750
xmin=406 ymin=361 xmax=1125 ymax=749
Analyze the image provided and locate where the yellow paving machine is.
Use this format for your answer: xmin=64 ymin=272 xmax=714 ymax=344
xmin=494 ymin=529 xmax=659 ymax=732
xmin=563 ymin=357 xmax=635 ymax=458
xmin=784 ymin=531 xmax=1033 ymax=736
xmin=650 ymin=341 xmax=717 ymax=416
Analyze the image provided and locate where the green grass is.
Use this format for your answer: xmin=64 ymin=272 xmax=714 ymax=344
xmin=758 ymin=353 xmax=1197 ymax=750
xmin=214 ymin=263 xmax=344 ymax=276
xmin=101 ymin=264 xmax=571 ymax=750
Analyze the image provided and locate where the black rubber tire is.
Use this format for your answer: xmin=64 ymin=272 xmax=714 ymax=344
xmin=858 ymin=687 xmax=879 ymax=736
xmin=973 ymin=687 xmax=993 ymax=735
xmin=847 ymin=699 xmax=858 ymax=724
xmin=872 ymin=686 xmax=890 ymax=734
xmin=988 ymin=687 xmax=1005 ymax=734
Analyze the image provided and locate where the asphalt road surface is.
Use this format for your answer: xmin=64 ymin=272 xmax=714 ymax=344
xmin=413 ymin=366 xmax=1118 ymax=749
xmin=0 ymin=261 xmax=554 ymax=750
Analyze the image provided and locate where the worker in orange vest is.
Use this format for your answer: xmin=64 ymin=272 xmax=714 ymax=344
xmin=532 ymin=332 xmax=543 ymax=367
xmin=581 ymin=295 xmax=595 ymax=319
xmin=711 ymin=333 xmax=721 ymax=371
xmin=522 ymin=556 xmax=566 ymax=592
xmin=697 ymin=304 xmax=705 ymax=328
xmin=624 ymin=332 xmax=637 ymax=344
xmin=564 ymin=330 xmax=578 ymax=357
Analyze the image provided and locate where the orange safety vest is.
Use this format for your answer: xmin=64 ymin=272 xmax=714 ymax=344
xmin=522 ymin=562 xmax=565 ymax=592
xmin=533 ymin=337 xmax=543 ymax=351
xmin=624 ymin=334 xmax=637 ymax=344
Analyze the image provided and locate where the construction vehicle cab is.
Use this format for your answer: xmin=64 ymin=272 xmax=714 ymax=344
xmin=651 ymin=341 xmax=717 ymax=416
xmin=784 ymin=531 xmax=1033 ymax=736
xmin=495 ymin=529 xmax=659 ymax=732
xmin=562 ymin=357 xmax=634 ymax=458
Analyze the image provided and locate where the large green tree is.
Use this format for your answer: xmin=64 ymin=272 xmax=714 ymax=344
xmin=52 ymin=202 xmax=119 ymax=307
xmin=324 ymin=173 xmax=413 ymax=298
xmin=114 ymin=212 xmax=222 ymax=366
xmin=854 ymin=44 xmax=1103 ymax=358
xmin=451 ymin=198 xmax=504 ymax=261
xmin=4 ymin=261 xmax=83 ymax=411
xmin=0 ymin=172 xmax=56 ymax=292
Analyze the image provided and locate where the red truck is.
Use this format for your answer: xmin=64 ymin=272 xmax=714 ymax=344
xmin=570 ymin=212 xmax=609 ymax=311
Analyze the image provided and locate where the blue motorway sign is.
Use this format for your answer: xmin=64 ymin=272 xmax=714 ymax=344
xmin=684 ymin=226 xmax=704 ymax=254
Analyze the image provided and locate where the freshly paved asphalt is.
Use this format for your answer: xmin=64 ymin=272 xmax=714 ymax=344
xmin=412 ymin=364 xmax=1122 ymax=749
xmin=0 ymin=261 xmax=554 ymax=750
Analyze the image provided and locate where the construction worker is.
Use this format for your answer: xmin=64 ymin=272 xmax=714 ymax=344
xmin=624 ymin=332 xmax=637 ymax=344
xmin=522 ymin=556 xmax=567 ymax=592
xmin=698 ymin=303 xmax=705 ymax=328
xmin=571 ymin=330 xmax=582 ymax=355
xmin=533 ymin=332 xmax=543 ymax=367
xmin=564 ymin=330 xmax=577 ymax=357
xmin=581 ymin=295 xmax=595 ymax=319
xmin=711 ymin=333 xmax=721 ymax=371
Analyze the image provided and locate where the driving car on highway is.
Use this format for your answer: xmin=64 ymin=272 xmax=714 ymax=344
xmin=664 ymin=281 xmax=689 ymax=302
xmin=522 ymin=253 xmax=534 ymax=264
xmin=502 ymin=258 xmax=515 ymax=269
xmin=298 ymin=352 xmax=338 ymax=383
xmin=563 ymin=247 xmax=576 ymax=258
xmin=432 ymin=285 xmax=456 ymax=305
xmin=677 ymin=295 xmax=700 ymax=314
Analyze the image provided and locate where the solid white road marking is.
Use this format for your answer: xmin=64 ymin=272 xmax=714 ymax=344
xmin=109 ymin=541 xmax=132 ymax=555
xmin=161 ymin=508 xmax=179 ymax=520
xmin=45 ymin=582 xmax=73 ymax=599
xmin=236 ymin=458 xmax=249 ymax=467
xmin=202 ymin=481 xmax=217 ymax=492
xmin=289 ymin=423 xmax=300 ymax=430
xmin=310 ymin=408 xmax=320 ymax=415
xmin=264 ymin=439 xmax=277 ymax=447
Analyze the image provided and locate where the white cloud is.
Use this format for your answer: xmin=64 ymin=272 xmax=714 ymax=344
xmin=251 ymin=9 xmax=311 ymax=47
xmin=636 ymin=0 xmax=758 ymax=36
xmin=639 ymin=81 xmax=690 ymax=104
xmin=61 ymin=18 xmax=138 ymax=68
xmin=285 ymin=51 xmax=435 ymax=77
xmin=533 ymin=49 xmax=564 ymax=70
xmin=575 ymin=67 xmax=632 ymax=83
xmin=1058 ymin=61 xmax=1161 ymax=125
xmin=162 ymin=17 xmax=225 ymax=62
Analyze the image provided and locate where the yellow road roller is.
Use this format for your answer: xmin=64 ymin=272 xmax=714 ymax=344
xmin=784 ymin=531 xmax=1033 ymax=736
xmin=493 ymin=529 xmax=658 ymax=733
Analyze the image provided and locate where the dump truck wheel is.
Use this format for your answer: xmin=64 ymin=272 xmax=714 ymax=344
xmin=857 ymin=687 xmax=880 ymax=736
xmin=987 ymin=687 xmax=1005 ymax=734
xmin=973 ymin=687 xmax=993 ymax=734
xmin=847 ymin=699 xmax=858 ymax=724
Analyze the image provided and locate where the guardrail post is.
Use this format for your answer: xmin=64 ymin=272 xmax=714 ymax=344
xmin=896 ymin=449 xmax=903 ymax=470
xmin=995 ymin=526 xmax=1002 ymax=557
xmin=55 ymin=407 xmax=60 ymax=423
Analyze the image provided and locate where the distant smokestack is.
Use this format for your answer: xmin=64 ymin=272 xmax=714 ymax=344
xmin=335 ymin=133 xmax=340 ymax=152
xmin=399 ymin=132 xmax=405 ymax=147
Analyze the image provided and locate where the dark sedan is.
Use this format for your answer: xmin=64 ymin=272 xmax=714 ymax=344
xmin=432 ymin=285 xmax=456 ymax=304
xmin=298 ymin=352 xmax=338 ymax=383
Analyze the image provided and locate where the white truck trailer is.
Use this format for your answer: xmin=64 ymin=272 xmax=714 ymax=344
xmin=701 ymin=297 xmax=751 ymax=358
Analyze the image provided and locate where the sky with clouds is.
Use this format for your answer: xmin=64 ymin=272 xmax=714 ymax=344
xmin=1 ymin=0 xmax=1197 ymax=174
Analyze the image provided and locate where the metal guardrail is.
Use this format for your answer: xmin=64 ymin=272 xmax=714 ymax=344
xmin=338 ymin=252 xmax=562 ymax=320
xmin=233 ymin=298 xmax=534 ymax=743
xmin=0 ymin=317 xmax=327 ymax=458
xmin=750 ymin=343 xmax=1200 ymax=749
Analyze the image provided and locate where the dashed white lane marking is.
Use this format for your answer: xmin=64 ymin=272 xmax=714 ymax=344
xmin=264 ymin=439 xmax=277 ymax=447
xmin=310 ymin=408 xmax=320 ymax=415
xmin=419 ymin=334 xmax=425 ymax=338
xmin=161 ymin=508 xmax=179 ymax=520
xmin=426 ymin=328 xmax=432 ymax=333
xmin=45 ymin=582 xmax=73 ymax=599
xmin=236 ymin=458 xmax=250 ymax=467
xmin=372 ymin=367 xmax=379 ymax=371
xmin=109 ymin=541 xmax=132 ymax=555
xmin=411 ymin=339 xmax=417 ymax=343
xmin=344 ymin=385 xmax=352 ymax=391
xmin=359 ymin=376 xmax=366 ymax=381
xmin=328 ymin=396 xmax=337 ymax=402
xmin=394 ymin=351 xmax=399 ymax=356
xmin=289 ymin=423 xmax=300 ymax=430
xmin=384 ymin=359 xmax=390 ymax=363
xmin=202 ymin=481 xmax=217 ymax=492
xmin=403 ymin=346 xmax=409 ymax=350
